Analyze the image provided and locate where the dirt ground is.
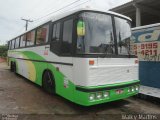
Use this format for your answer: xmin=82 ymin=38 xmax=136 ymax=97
xmin=0 ymin=62 xmax=160 ymax=120
xmin=0 ymin=58 xmax=6 ymax=63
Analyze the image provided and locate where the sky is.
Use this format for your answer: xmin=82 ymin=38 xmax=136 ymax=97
xmin=0 ymin=0 xmax=131 ymax=45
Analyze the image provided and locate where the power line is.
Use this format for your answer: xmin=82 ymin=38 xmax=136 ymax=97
xmin=35 ymin=0 xmax=78 ymax=18
xmin=33 ymin=0 xmax=81 ymax=22
xmin=60 ymin=0 xmax=91 ymax=14
xmin=15 ymin=25 xmax=26 ymax=34
xmin=20 ymin=0 xmax=91 ymax=32
xmin=26 ymin=0 xmax=58 ymax=19
xmin=32 ymin=0 xmax=91 ymax=25
xmin=9 ymin=0 xmax=91 ymax=41
xmin=21 ymin=18 xmax=33 ymax=31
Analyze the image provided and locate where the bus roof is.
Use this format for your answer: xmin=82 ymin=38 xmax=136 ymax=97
xmin=50 ymin=7 xmax=132 ymax=22
xmin=9 ymin=7 xmax=131 ymax=41
xmin=132 ymin=23 xmax=160 ymax=31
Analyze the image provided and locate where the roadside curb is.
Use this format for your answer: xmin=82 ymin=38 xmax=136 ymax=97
xmin=135 ymin=93 xmax=160 ymax=105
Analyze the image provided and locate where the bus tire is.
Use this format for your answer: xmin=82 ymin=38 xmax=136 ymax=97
xmin=42 ymin=70 xmax=55 ymax=94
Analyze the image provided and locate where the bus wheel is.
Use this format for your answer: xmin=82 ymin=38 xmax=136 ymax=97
xmin=42 ymin=70 xmax=55 ymax=94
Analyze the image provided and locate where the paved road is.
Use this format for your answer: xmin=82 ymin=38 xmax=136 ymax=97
xmin=0 ymin=62 xmax=160 ymax=120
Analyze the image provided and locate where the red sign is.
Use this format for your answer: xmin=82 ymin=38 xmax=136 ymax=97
xmin=44 ymin=50 xmax=48 ymax=55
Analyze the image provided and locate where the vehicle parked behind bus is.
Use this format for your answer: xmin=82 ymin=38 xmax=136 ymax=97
xmin=132 ymin=23 xmax=160 ymax=89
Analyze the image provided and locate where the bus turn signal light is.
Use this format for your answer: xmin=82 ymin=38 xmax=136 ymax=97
xmin=89 ymin=60 xmax=94 ymax=65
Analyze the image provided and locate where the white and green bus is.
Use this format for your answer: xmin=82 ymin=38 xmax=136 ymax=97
xmin=8 ymin=8 xmax=140 ymax=106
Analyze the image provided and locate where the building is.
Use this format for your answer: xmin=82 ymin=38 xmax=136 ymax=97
xmin=110 ymin=0 xmax=160 ymax=27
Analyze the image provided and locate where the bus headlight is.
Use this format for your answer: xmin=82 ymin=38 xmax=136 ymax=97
xmin=96 ymin=92 xmax=103 ymax=99
xmin=128 ymin=88 xmax=131 ymax=92
xmin=135 ymin=86 xmax=139 ymax=91
xmin=103 ymin=92 xmax=109 ymax=98
xmin=131 ymin=87 xmax=135 ymax=92
xmin=89 ymin=93 xmax=95 ymax=101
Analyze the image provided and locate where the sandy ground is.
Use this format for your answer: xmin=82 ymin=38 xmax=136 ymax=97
xmin=0 ymin=62 xmax=160 ymax=120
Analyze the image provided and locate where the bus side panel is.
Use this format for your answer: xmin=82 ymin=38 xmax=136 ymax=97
xmin=47 ymin=63 xmax=75 ymax=102
xmin=8 ymin=49 xmax=76 ymax=103
xmin=8 ymin=50 xmax=48 ymax=86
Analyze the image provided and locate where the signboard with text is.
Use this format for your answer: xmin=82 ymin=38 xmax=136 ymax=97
xmin=132 ymin=26 xmax=160 ymax=62
xmin=131 ymin=24 xmax=160 ymax=89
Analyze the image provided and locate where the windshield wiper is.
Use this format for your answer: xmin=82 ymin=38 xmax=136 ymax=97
xmin=101 ymin=44 xmax=114 ymax=58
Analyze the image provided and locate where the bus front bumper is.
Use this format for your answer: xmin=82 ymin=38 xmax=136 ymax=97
xmin=74 ymin=80 xmax=140 ymax=106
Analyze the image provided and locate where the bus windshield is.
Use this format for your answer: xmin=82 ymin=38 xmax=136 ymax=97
xmin=76 ymin=12 xmax=132 ymax=56
xmin=114 ymin=17 xmax=132 ymax=55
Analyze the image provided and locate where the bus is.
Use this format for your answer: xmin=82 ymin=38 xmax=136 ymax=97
xmin=8 ymin=8 xmax=140 ymax=106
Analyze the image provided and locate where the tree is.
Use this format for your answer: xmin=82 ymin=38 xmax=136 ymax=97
xmin=0 ymin=45 xmax=8 ymax=58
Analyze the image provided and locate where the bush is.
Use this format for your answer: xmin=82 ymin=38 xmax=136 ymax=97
xmin=0 ymin=45 xmax=8 ymax=58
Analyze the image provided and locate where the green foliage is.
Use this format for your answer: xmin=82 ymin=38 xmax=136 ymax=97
xmin=0 ymin=45 xmax=8 ymax=58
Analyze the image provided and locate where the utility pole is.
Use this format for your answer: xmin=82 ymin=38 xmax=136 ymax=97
xmin=21 ymin=18 xmax=33 ymax=31
xmin=133 ymin=0 xmax=141 ymax=27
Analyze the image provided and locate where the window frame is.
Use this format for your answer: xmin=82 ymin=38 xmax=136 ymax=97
xmin=73 ymin=10 xmax=136 ymax=58
xmin=8 ymin=41 xmax=12 ymax=50
xmin=75 ymin=12 xmax=115 ymax=55
xmin=8 ymin=21 xmax=52 ymax=50
xmin=50 ymin=14 xmax=76 ymax=57
xmin=113 ymin=16 xmax=132 ymax=56
xmin=61 ymin=14 xmax=78 ymax=57
xmin=35 ymin=23 xmax=50 ymax=46
xmin=52 ymin=22 xmax=61 ymax=41
xmin=11 ymin=39 xmax=15 ymax=50
xmin=15 ymin=37 xmax=20 ymax=49
xmin=19 ymin=34 xmax=27 ymax=48
xmin=7 ymin=10 xmax=135 ymax=58
xmin=26 ymin=30 xmax=36 ymax=47
xmin=61 ymin=18 xmax=74 ymax=56
xmin=50 ymin=20 xmax=62 ymax=55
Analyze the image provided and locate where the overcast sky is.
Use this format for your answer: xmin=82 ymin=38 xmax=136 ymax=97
xmin=0 ymin=0 xmax=131 ymax=45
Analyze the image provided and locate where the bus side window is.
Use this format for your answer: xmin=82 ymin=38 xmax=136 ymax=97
xmin=61 ymin=19 xmax=73 ymax=55
xmin=10 ymin=41 xmax=12 ymax=50
xmin=36 ymin=24 xmax=49 ymax=45
xmin=11 ymin=40 xmax=15 ymax=49
xmin=52 ymin=22 xmax=60 ymax=41
xmin=20 ymin=34 xmax=26 ymax=47
xmin=8 ymin=42 xmax=9 ymax=50
xmin=50 ymin=22 xmax=61 ymax=54
xmin=9 ymin=41 xmax=11 ymax=50
xmin=26 ymin=30 xmax=35 ymax=46
xmin=15 ymin=37 xmax=20 ymax=49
